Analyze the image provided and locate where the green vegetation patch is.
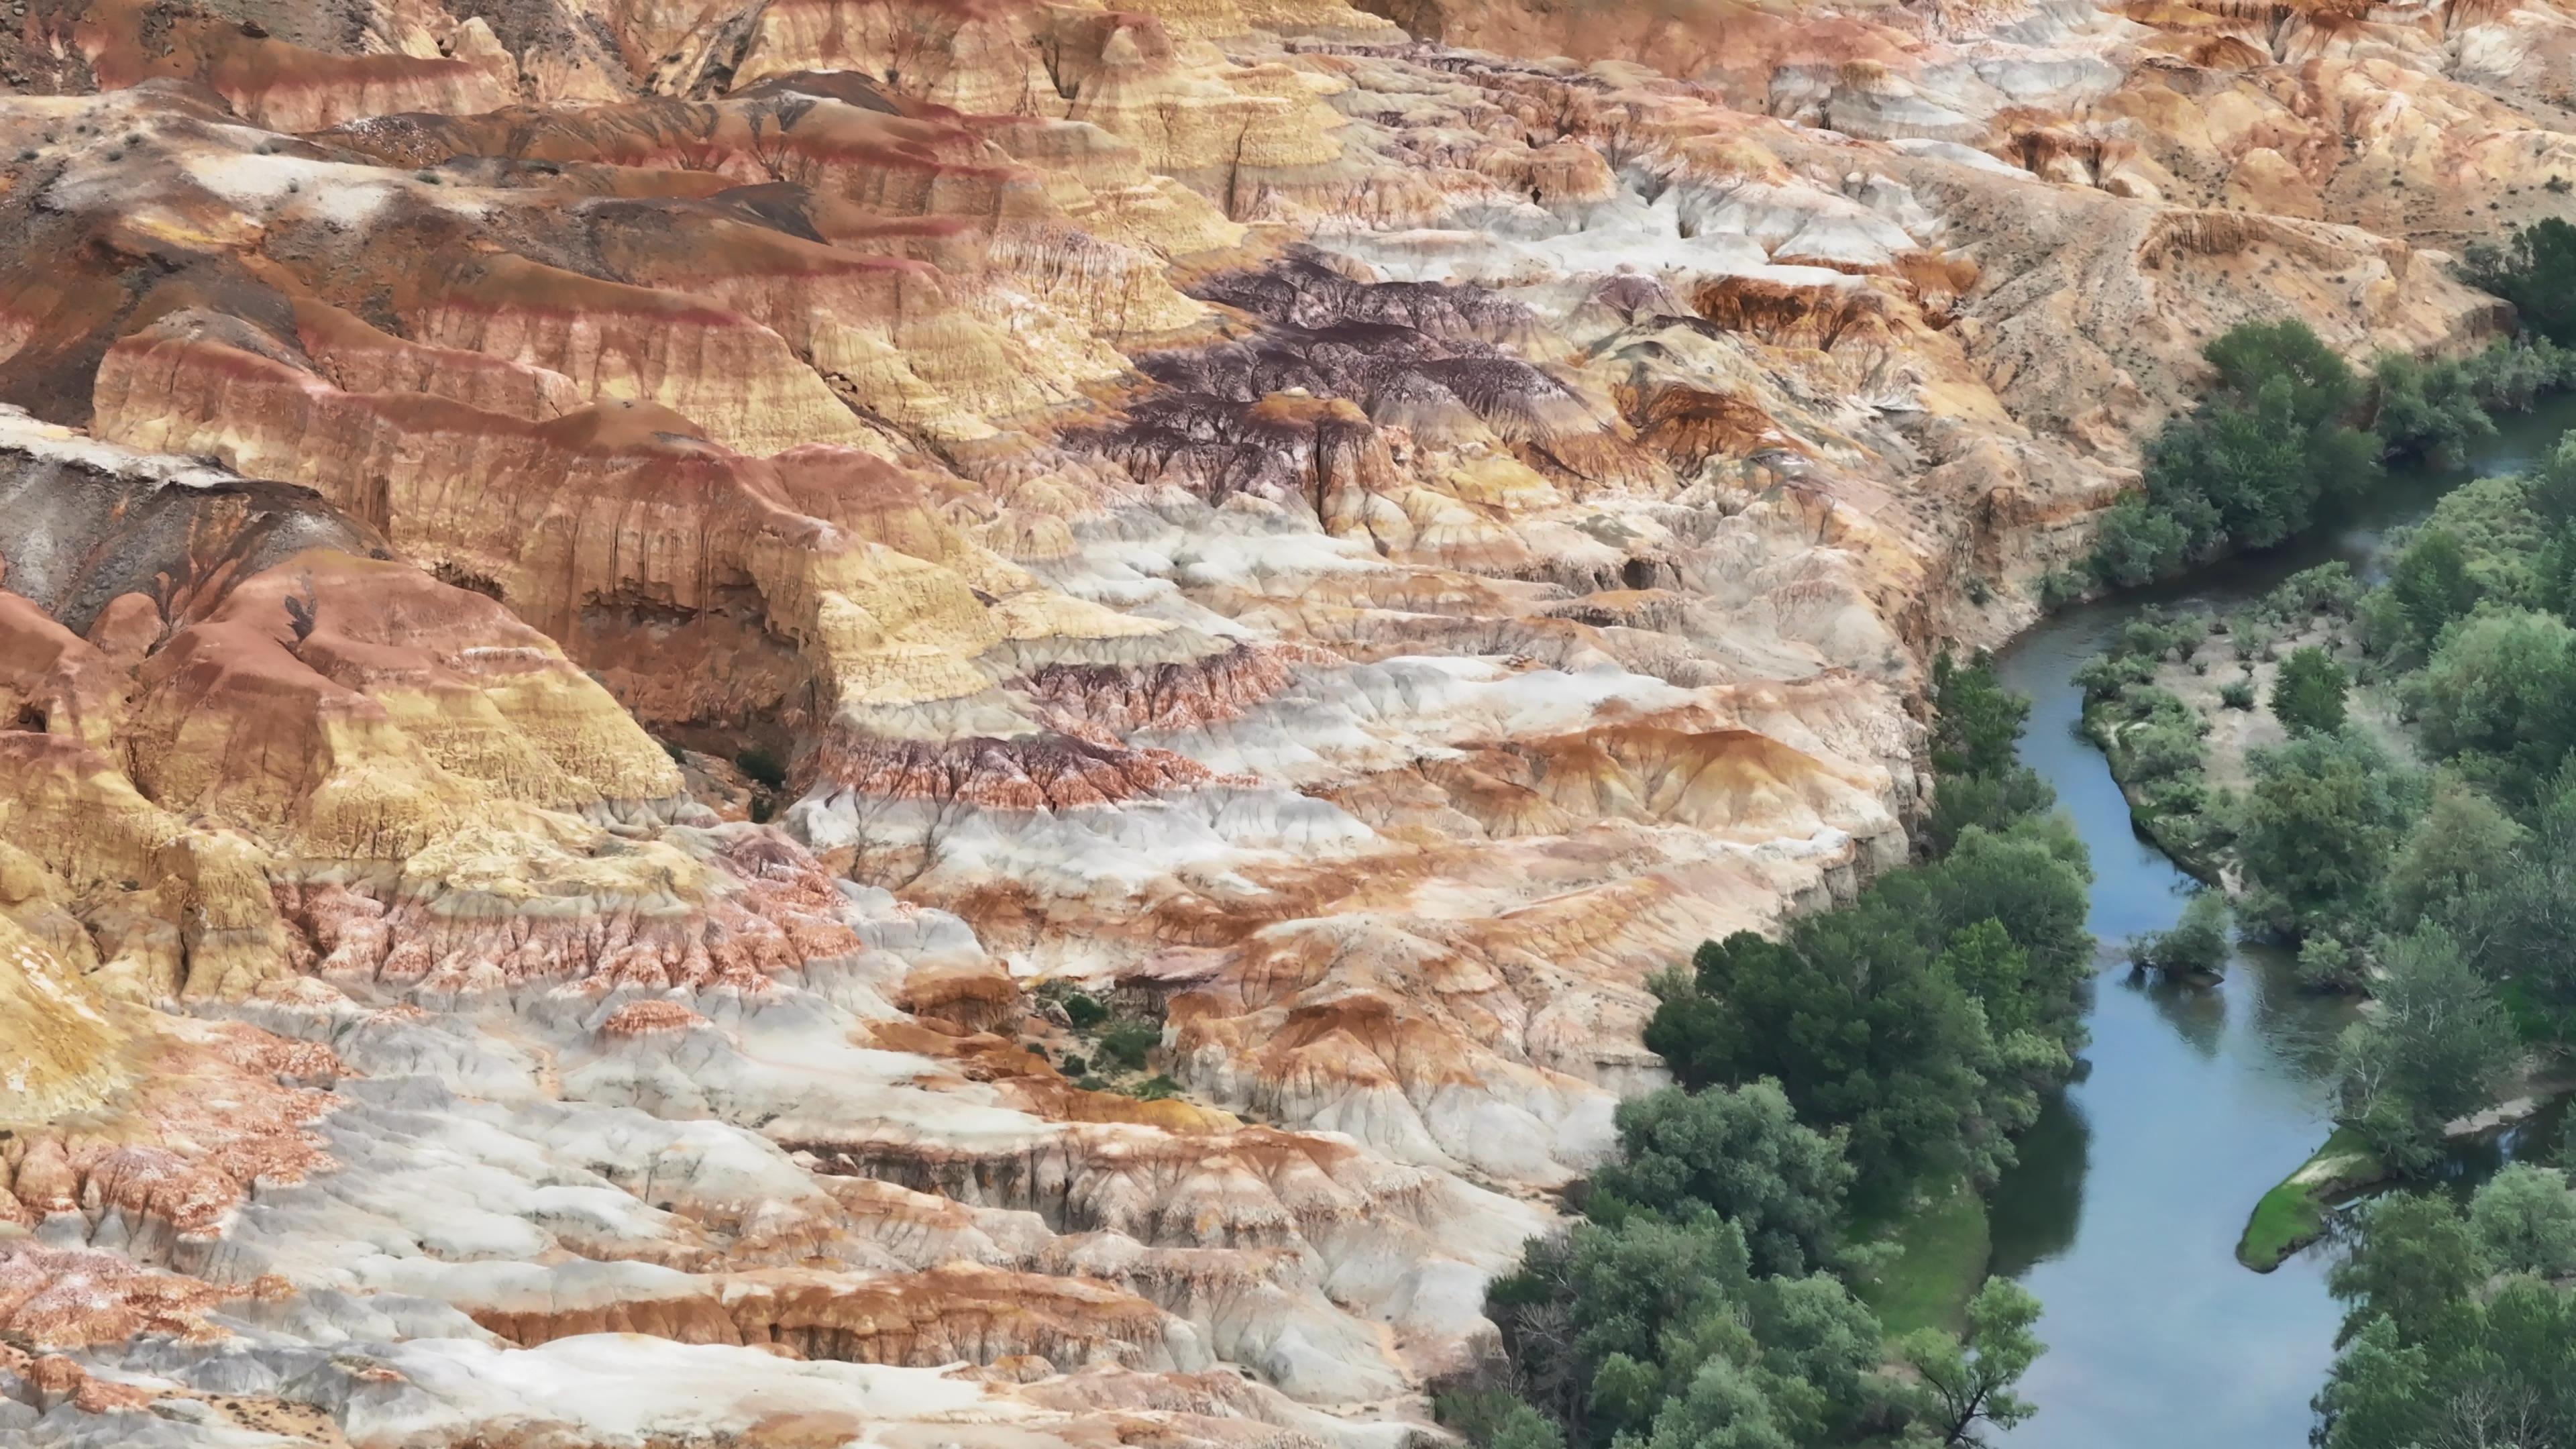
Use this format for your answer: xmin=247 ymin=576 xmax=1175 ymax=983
xmin=1851 ymin=1178 xmax=1992 ymax=1337
xmin=2239 ymin=1126 xmax=2386 ymax=1272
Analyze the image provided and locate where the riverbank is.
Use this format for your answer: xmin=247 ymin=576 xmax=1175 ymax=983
xmin=2238 ymin=1126 xmax=2386 ymax=1271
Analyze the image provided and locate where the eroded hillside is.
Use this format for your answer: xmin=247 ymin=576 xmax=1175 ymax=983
xmin=0 ymin=0 xmax=2555 ymax=1441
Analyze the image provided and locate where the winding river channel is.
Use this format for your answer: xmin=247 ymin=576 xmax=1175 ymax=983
xmin=1981 ymin=394 xmax=2576 ymax=1449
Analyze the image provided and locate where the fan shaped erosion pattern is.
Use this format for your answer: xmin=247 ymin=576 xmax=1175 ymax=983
xmin=0 ymin=0 xmax=2551 ymax=1440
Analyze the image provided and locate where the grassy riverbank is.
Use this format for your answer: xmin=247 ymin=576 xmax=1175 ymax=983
xmin=1851 ymin=1177 xmax=1991 ymax=1334
xmin=2238 ymin=1126 xmax=2387 ymax=1271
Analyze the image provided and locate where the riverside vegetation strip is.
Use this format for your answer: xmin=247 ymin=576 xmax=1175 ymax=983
xmin=1440 ymin=654 xmax=2093 ymax=1449
xmin=2082 ymin=439 xmax=2576 ymax=1271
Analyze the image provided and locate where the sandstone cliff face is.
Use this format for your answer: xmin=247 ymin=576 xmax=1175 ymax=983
xmin=0 ymin=0 xmax=2548 ymax=1441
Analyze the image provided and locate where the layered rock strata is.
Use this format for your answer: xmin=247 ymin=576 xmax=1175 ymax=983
xmin=0 ymin=0 xmax=2553 ymax=1442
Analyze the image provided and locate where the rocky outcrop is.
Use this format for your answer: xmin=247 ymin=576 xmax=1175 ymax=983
xmin=0 ymin=0 xmax=2554 ymax=1443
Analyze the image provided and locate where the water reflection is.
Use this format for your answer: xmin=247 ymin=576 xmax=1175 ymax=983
xmin=2135 ymin=967 xmax=2227 ymax=1060
xmin=1986 ymin=1088 xmax=2088 ymax=1277
xmin=2240 ymin=945 xmax=2353 ymax=1078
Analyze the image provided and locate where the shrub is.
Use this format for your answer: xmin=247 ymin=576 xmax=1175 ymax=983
xmin=2271 ymin=647 xmax=2351 ymax=736
xmin=2459 ymin=217 xmax=2576 ymax=344
xmin=1096 ymin=1020 xmax=1163 ymax=1072
xmin=2220 ymin=677 xmax=2258 ymax=710
xmin=2130 ymin=891 xmax=2233 ymax=977
xmin=1037 ymin=981 xmax=1111 ymax=1028
xmin=2297 ymin=934 xmax=2367 ymax=994
xmin=2121 ymin=720 xmax=2206 ymax=782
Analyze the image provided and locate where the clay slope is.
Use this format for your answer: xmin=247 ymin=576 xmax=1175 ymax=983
xmin=0 ymin=0 xmax=2553 ymax=1442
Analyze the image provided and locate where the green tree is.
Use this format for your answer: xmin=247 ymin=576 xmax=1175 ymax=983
xmin=1935 ymin=919 xmax=2035 ymax=1036
xmin=2238 ymin=733 xmax=2419 ymax=936
xmin=2311 ymin=1314 xmax=2435 ymax=1449
xmin=2416 ymin=607 xmax=2576 ymax=808
xmin=1094 ymin=1019 xmax=1161 ymax=1071
xmin=2270 ymin=646 xmax=2349 ymax=735
xmin=2335 ymin=924 xmax=2520 ymax=1172
xmin=2088 ymin=495 xmax=2189 ymax=587
xmin=2384 ymin=779 xmax=2527 ymax=928
xmin=2328 ymin=1191 xmax=2491 ymax=1345
xmin=1438 ymin=1392 xmax=1560 ymax=1449
xmin=2468 ymin=1163 xmax=2576 ymax=1276
xmin=1925 ymin=766 xmax=2055 ymax=855
xmin=1930 ymin=651 xmax=2030 ymax=780
xmin=1492 ymin=1409 xmax=1562 ymax=1449
xmin=2459 ymin=216 xmax=2576 ymax=344
xmin=1917 ymin=826 xmax=2097 ymax=991
xmin=1895 ymin=1278 xmax=2045 ymax=1446
xmin=1652 ymin=917 xmax=2012 ymax=1201
xmin=2386 ymin=527 xmax=2481 ymax=655
xmin=1640 ymin=1358 xmax=1794 ymax=1449
xmin=2452 ymin=767 xmax=2576 ymax=1017
xmin=2371 ymin=351 xmax=2497 ymax=462
xmin=1588 ymin=1081 xmax=1854 ymax=1277
xmin=2092 ymin=321 xmax=2380 ymax=582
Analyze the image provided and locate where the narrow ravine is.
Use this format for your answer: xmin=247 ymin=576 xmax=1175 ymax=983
xmin=1980 ymin=395 xmax=2576 ymax=1449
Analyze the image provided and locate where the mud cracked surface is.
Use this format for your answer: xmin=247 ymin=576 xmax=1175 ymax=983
xmin=0 ymin=0 xmax=2556 ymax=1441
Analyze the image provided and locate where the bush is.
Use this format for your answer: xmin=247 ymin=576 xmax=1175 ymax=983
xmin=2297 ymin=934 xmax=2367 ymax=994
xmin=2130 ymin=891 xmax=2233 ymax=977
xmin=1095 ymin=1020 xmax=1162 ymax=1072
xmin=2220 ymin=677 xmax=2258 ymax=710
xmin=2459 ymin=217 xmax=2576 ymax=344
xmin=1037 ymin=980 xmax=1111 ymax=1028
xmin=2120 ymin=720 xmax=2206 ymax=782
xmin=2271 ymin=647 xmax=2351 ymax=736
xmin=2270 ymin=562 xmax=2366 ymax=619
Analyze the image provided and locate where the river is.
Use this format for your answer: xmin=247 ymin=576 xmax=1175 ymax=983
xmin=1981 ymin=394 xmax=2576 ymax=1449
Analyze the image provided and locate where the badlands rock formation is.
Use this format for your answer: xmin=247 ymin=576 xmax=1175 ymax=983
xmin=0 ymin=0 xmax=2556 ymax=1441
